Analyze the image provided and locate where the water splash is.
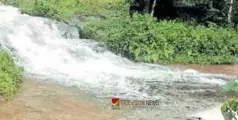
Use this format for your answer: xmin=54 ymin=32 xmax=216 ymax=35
xmin=0 ymin=5 xmax=231 ymax=101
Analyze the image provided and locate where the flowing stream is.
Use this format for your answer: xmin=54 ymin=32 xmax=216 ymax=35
xmin=0 ymin=5 xmax=233 ymax=120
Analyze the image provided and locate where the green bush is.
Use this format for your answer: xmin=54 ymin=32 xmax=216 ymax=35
xmin=0 ymin=50 xmax=23 ymax=99
xmin=221 ymin=98 xmax=238 ymax=120
xmin=84 ymin=14 xmax=238 ymax=64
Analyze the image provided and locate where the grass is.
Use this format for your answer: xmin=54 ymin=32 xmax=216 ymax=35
xmin=0 ymin=0 xmax=127 ymax=21
xmin=0 ymin=50 xmax=23 ymax=99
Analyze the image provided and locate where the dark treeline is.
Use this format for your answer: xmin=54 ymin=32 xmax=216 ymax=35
xmin=129 ymin=0 xmax=238 ymax=27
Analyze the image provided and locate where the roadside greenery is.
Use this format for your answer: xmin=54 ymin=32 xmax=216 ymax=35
xmin=0 ymin=50 xmax=23 ymax=99
xmin=84 ymin=14 xmax=238 ymax=64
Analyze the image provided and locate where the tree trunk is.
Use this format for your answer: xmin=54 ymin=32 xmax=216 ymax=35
xmin=151 ymin=0 xmax=157 ymax=16
xmin=228 ymin=0 xmax=234 ymax=23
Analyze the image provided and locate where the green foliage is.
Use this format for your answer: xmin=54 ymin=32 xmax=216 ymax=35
xmin=221 ymin=98 xmax=238 ymax=120
xmin=0 ymin=0 xmax=127 ymax=21
xmin=84 ymin=14 xmax=238 ymax=64
xmin=0 ymin=50 xmax=23 ymax=99
xmin=175 ymin=0 xmax=236 ymax=26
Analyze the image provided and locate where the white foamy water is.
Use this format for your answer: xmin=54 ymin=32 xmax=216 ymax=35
xmin=0 ymin=5 xmax=232 ymax=101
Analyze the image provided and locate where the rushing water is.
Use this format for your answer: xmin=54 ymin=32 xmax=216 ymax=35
xmin=0 ymin=5 xmax=233 ymax=119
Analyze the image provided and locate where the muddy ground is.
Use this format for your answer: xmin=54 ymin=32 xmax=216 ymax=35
xmin=171 ymin=64 xmax=238 ymax=76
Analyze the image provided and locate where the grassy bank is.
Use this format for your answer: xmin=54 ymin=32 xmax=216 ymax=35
xmin=0 ymin=50 xmax=23 ymax=99
xmin=0 ymin=0 xmax=126 ymax=21
xmin=2 ymin=0 xmax=238 ymax=65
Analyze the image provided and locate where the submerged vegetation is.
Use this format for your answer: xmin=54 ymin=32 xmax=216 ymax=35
xmin=0 ymin=50 xmax=23 ymax=99
xmin=220 ymin=77 xmax=238 ymax=95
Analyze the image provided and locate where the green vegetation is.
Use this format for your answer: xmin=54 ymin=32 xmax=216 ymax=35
xmin=0 ymin=50 xmax=23 ymax=99
xmin=0 ymin=0 xmax=126 ymax=21
xmin=2 ymin=0 xmax=238 ymax=65
xmin=218 ymin=78 xmax=238 ymax=120
xmin=84 ymin=14 xmax=238 ymax=64
xmin=221 ymin=98 xmax=238 ymax=120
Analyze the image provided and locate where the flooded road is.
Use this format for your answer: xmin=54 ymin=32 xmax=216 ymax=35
xmin=0 ymin=78 xmax=118 ymax=120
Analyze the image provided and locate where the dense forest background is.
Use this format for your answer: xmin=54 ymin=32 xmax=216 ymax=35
xmin=129 ymin=0 xmax=238 ymax=27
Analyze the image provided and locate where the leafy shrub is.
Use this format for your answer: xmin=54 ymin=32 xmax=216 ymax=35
xmin=0 ymin=50 xmax=23 ymax=99
xmin=221 ymin=98 xmax=238 ymax=120
xmin=84 ymin=14 xmax=238 ymax=64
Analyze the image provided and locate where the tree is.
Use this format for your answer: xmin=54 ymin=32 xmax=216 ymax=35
xmin=228 ymin=0 xmax=234 ymax=23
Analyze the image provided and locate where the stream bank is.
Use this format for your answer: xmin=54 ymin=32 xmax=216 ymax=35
xmin=171 ymin=64 xmax=238 ymax=76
